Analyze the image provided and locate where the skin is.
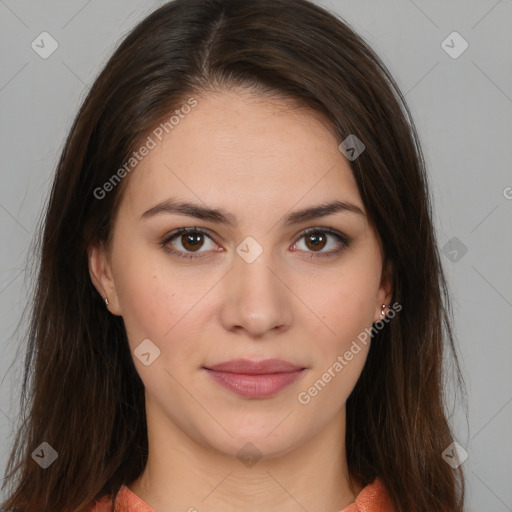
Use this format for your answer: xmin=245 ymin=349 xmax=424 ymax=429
xmin=89 ymin=88 xmax=392 ymax=512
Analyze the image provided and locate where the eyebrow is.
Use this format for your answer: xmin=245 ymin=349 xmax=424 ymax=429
xmin=140 ymin=198 xmax=365 ymax=226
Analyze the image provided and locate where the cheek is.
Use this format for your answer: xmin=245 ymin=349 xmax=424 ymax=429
xmin=111 ymin=246 xmax=216 ymax=370
xmin=297 ymin=273 xmax=376 ymax=411
xmin=304 ymin=264 xmax=380 ymax=351
xmin=110 ymin=243 xmax=176 ymax=344
xmin=113 ymin=266 xmax=165 ymax=345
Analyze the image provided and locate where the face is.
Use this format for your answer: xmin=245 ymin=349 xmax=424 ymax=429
xmin=89 ymin=89 xmax=392 ymax=460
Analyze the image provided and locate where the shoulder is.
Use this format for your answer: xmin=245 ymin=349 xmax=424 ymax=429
xmin=341 ymin=477 xmax=395 ymax=512
xmin=89 ymin=481 xmax=393 ymax=512
xmin=88 ymin=484 xmax=156 ymax=512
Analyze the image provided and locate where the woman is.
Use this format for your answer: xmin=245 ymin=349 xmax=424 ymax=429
xmin=1 ymin=0 xmax=466 ymax=511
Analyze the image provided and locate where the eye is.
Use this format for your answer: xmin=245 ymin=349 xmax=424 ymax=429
xmin=291 ymin=227 xmax=349 ymax=258
xmin=160 ymin=227 xmax=219 ymax=259
xmin=160 ymin=226 xmax=349 ymax=260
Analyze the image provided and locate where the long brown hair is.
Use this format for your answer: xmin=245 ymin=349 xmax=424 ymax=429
xmin=1 ymin=0 xmax=466 ymax=510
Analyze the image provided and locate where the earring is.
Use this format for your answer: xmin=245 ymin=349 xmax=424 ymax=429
xmin=105 ymin=298 xmax=109 ymax=307
xmin=381 ymin=304 xmax=387 ymax=316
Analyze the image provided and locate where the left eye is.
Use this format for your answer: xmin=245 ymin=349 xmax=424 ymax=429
xmin=291 ymin=228 xmax=348 ymax=256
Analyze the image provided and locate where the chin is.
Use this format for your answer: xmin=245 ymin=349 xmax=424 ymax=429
xmin=199 ymin=416 xmax=306 ymax=461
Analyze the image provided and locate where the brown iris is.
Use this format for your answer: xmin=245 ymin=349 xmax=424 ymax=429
xmin=305 ymin=232 xmax=327 ymax=251
xmin=181 ymin=232 xmax=204 ymax=252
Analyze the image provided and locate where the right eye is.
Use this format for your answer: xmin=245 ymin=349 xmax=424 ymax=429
xmin=160 ymin=227 xmax=221 ymax=259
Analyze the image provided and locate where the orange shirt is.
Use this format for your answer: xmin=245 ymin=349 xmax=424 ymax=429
xmin=90 ymin=477 xmax=394 ymax=512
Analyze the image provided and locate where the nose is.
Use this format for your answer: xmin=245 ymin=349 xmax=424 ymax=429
xmin=219 ymin=246 xmax=293 ymax=338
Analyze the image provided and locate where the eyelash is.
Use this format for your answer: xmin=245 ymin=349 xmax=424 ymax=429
xmin=160 ymin=227 xmax=350 ymax=260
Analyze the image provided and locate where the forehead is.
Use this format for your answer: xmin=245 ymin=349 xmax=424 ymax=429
xmin=121 ymin=90 xmax=362 ymax=218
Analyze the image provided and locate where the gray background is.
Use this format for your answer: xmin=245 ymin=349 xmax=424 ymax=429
xmin=0 ymin=0 xmax=511 ymax=510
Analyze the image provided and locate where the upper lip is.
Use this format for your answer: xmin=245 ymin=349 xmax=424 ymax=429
xmin=204 ymin=358 xmax=305 ymax=374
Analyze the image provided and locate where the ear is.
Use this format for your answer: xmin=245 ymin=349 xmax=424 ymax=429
xmin=87 ymin=242 xmax=122 ymax=315
xmin=373 ymin=259 xmax=394 ymax=323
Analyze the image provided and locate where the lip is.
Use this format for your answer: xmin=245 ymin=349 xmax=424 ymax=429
xmin=203 ymin=359 xmax=307 ymax=398
xmin=205 ymin=358 xmax=304 ymax=374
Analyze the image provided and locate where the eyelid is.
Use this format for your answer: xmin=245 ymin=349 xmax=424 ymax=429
xmin=294 ymin=226 xmax=349 ymax=245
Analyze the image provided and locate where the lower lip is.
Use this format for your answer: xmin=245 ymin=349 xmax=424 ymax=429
xmin=204 ymin=369 xmax=306 ymax=398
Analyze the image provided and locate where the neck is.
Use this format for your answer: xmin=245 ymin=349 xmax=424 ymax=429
xmin=129 ymin=404 xmax=362 ymax=512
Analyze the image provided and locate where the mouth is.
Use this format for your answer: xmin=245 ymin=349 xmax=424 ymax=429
xmin=202 ymin=358 xmax=307 ymax=399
